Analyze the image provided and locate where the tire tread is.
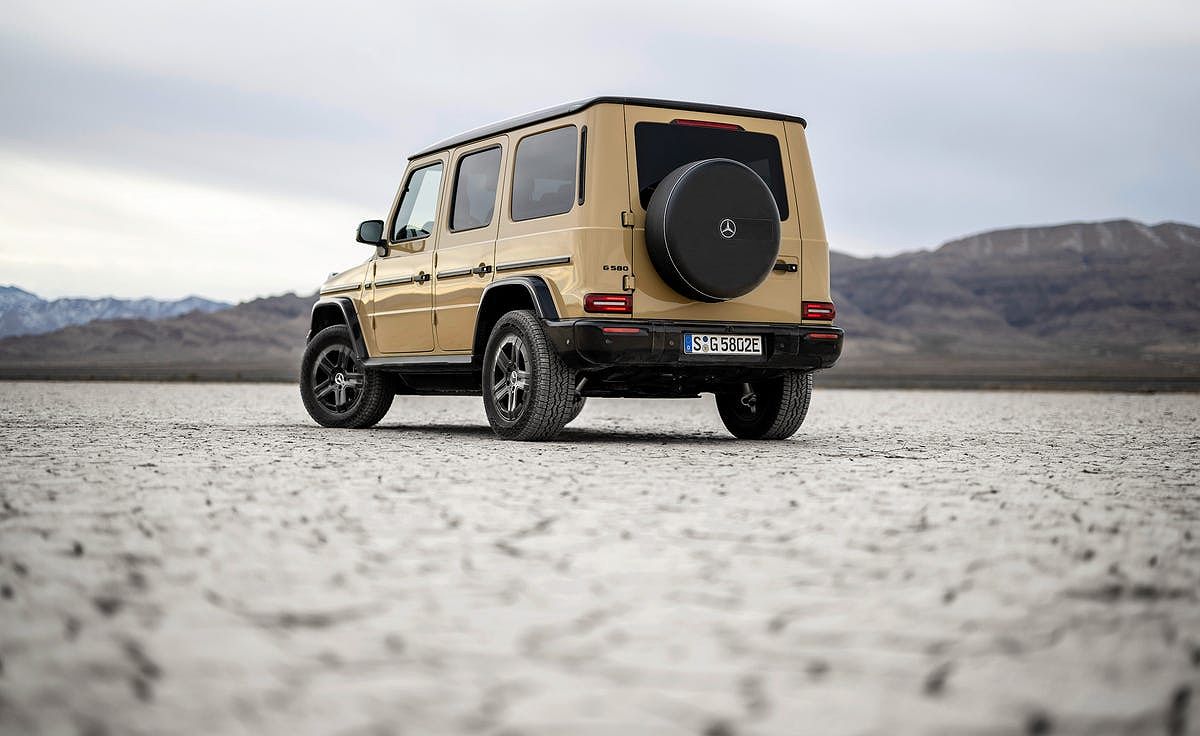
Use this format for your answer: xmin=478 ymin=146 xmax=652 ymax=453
xmin=482 ymin=310 xmax=575 ymax=441
xmin=716 ymin=371 xmax=812 ymax=440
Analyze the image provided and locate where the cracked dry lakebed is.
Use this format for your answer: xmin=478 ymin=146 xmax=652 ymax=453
xmin=0 ymin=381 xmax=1197 ymax=735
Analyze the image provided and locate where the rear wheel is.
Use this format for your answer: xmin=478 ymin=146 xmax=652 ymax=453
xmin=482 ymin=310 xmax=576 ymax=441
xmin=716 ymin=371 xmax=812 ymax=440
xmin=300 ymin=325 xmax=394 ymax=428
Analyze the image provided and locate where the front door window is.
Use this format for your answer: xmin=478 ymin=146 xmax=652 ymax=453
xmin=392 ymin=163 xmax=444 ymax=242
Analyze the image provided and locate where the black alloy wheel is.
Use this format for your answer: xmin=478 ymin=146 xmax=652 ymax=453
xmin=489 ymin=333 xmax=532 ymax=421
xmin=481 ymin=310 xmax=576 ymax=441
xmin=311 ymin=343 xmax=365 ymax=415
xmin=300 ymin=324 xmax=394 ymax=429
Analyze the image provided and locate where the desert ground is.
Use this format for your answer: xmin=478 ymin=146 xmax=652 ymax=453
xmin=0 ymin=381 xmax=1197 ymax=736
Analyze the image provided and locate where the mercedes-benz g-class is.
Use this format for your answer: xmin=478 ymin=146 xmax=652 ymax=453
xmin=301 ymin=97 xmax=842 ymax=440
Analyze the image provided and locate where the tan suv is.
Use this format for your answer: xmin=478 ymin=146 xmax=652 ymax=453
xmin=301 ymin=97 xmax=842 ymax=440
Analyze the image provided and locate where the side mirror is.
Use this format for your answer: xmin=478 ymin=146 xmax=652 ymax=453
xmin=356 ymin=220 xmax=385 ymax=246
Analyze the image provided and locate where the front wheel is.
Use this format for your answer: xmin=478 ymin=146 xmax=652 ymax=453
xmin=716 ymin=371 xmax=812 ymax=440
xmin=482 ymin=310 xmax=576 ymax=441
xmin=300 ymin=325 xmax=394 ymax=428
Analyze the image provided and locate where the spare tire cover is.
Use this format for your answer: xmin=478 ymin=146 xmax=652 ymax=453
xmin=645 ymin=158 xmax=782 ymax=302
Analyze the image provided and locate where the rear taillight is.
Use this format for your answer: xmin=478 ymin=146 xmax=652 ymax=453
xmin=670 ymin=118 xmax=744 ymax=131
xmin=584 ymin=293 xmax=632 ymax=314
xmin=802 ymin=301 xmax=836 ymax=321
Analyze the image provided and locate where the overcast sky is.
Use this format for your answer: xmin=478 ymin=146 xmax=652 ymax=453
xmin=2 ymin=0 xmax=1198 ymax=300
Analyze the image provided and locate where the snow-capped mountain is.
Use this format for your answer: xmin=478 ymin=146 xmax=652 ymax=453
xmin=0 ymin=286 xmax=229 ymax=338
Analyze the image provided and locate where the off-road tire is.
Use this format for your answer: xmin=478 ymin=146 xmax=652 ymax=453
xmin=300 ymin=325 xmax=394 ymax=429
xmin=482 ymin=310 xmax=576 ymax=441
xmin=716 ymin=371 xmax=812 ymax=440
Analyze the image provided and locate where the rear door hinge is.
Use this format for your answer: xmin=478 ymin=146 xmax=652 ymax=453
xmin=622 ymin=274 xmax=636 ymax=292
xmin=620 ymin=210 xmax=635 ymax=228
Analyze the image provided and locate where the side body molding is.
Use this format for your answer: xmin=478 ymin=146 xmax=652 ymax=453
xmin=308 ymin=297 xmax=369 ymax=359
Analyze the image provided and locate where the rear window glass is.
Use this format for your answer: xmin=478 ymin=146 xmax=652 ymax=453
xmin=450 ymin=146 xmax=502 ymax=231
xmin=634 ymin=122 xmax=789 ymax=220
xmin=511 ymin=126 xmax=577 ymax=221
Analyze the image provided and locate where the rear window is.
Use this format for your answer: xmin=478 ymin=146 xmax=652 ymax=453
xmin=511 ymin=126 xmax=577 ymax=221
xmin=634 ymin=122 xmax=789 ymax=220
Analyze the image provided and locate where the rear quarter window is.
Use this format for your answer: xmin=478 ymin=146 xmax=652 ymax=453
xmin=511 ymin=126 xmax=577 ymax=221
xmin=634 ymin=122 xmax=789 ymax=220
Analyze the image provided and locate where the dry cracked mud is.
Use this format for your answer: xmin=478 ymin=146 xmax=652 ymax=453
xmin=0 ymin=381 xmax=1197 ymax=735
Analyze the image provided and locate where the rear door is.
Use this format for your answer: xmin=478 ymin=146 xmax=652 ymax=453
xmin=622 ymin=105 xmax=802 ymax=324
xmin=433 ymin=137 xmax=506 ymax=352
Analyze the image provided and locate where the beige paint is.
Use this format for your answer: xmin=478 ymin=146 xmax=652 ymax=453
xmin=317 ymin=264 xmax=368 ymax=299
xmin=319 ymin=102 xmax=833 ymax=359
xmin=492 ymin=110 xmax=631 ymax=322
xmin=785 ymin=121 xmax=833 ymax=308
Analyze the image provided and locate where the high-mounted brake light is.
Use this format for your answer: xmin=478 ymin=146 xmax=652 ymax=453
xmin=584 ymin=293 xmax=632 ymax=314
xmin=670 ymin=118 xmax=744 ymax=131
xmin=802 ymin=301 xmax=836 ymax=321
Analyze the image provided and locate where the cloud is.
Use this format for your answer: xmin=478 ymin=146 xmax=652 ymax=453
xmin=1 ymin=0 xmax=1198 ymax=295
xmin=0 ymin=151 xmax=364 ymax=300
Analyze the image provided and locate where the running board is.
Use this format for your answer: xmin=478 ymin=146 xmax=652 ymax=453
xmin=363 ymin=355 xmax=474 ymax=373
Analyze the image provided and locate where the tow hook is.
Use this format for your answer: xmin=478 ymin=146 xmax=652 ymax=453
xmin=739 ymin=383 xmax=757 ymax=413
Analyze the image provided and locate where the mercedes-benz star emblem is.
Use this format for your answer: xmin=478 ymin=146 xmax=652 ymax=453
xmin=719 ymin=218 xmax=737 ymax=239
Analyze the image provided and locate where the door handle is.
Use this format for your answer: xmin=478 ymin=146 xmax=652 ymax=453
xmin=472 ymin=263 xmax=493 ymax=277
xmin=415 ymin=271 xmax=430 ymax=284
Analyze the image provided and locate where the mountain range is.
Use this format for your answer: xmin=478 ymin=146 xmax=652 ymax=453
xmin=0 ymin=292 xmax=310 ymax=381
xmin=0 ymin=286 xmax=228 ymax=338
xmin=0 ymin=219 xmax=1196 ymax=389
xmin=827 ymin=219 xmax=1200 ymax=388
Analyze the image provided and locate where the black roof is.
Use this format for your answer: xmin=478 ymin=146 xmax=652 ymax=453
xmin=408 ymin=96 xmax=807 ymax=159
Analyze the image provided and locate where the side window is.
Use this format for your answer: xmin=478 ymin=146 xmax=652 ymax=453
xmin=450 ymin=147 xmax=502 ymax=231
xmin=511 ymin=126 xmax=576 ymax=221
xmin=391 ymin=162 xmax=444 ymax=241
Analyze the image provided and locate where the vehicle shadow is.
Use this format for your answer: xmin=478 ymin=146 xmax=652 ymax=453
xmin=376 ymin=421 xmax=755 ymax=446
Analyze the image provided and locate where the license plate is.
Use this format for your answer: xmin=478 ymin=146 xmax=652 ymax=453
xmin=683 ymin=333 xmax=763 ymax=355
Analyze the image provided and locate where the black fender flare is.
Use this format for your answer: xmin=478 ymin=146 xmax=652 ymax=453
xmin=472 ymin=276 xmax=561 ymax=359
xmin=479 ymin=276 xmax=560 ymax=320
xmin=308 ymin=297 xmax=369 ymax=359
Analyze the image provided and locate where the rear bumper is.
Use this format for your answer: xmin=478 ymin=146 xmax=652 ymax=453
xmin=543 ymin=319 xmax=842 ymax=371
